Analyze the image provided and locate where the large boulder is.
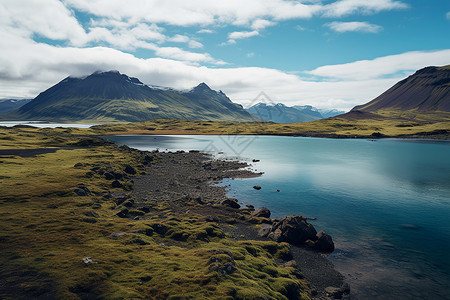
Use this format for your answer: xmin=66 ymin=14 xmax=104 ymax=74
xmin=259 ymin=215 xmax=335 ymax=252
xmin=314 ymin=230 xmax=335 ymax=252
xmin=264 ymin=215 xmax=317 ymax=245
xmin=221 ymin=199 xmax=240 ymax=209
xmin=252 ymin=207 xmax=271 ymax=218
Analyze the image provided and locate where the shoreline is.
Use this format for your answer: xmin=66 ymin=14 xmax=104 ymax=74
xmin=125 ymin=149 xmax=350 ymax=299
xmin=99 ymin=130 xmax=450 ymax=140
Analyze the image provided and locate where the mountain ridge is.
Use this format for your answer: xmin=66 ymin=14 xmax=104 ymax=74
xmin=246 ymin=103 xmax=345 ymax=123
xmin=2 ymin=71 xmax=254 ymax=123
xmin=351 ymin=65 xmax=450 ymax=114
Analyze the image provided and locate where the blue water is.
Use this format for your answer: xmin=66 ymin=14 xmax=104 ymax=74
xmin=106 ymin=135 xmax=450 ymax=299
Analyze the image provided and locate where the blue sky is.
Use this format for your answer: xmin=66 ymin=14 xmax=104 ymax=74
xmin=1 ymin=0 xmax=449 ymax=110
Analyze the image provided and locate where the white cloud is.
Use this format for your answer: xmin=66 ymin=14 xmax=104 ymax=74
xmin=228 ymin=30 xmax=260 ymax=40
xmin=326 ymin=21 xmax=382 ymax=33
xmin=251 ymin=19 xmax=276 ymax=30
xmin=224 ymin=30 xmax=260 ymax=45
xmin=188 ymin=40 xmax=203 ymax=49
xmin=322 ymin=0 xmax=408 ymax=18
xmin=167 ymin=35 xmax=203 ymax=48
xmin=167 ymin=34 xmax=189 ymax=43
xmin=153 ymin=47 xmax=220 ymax=64
xmin=306 ymin=50 xmax=450 ymax=80
xmin=64 ymin=0 xmax=320 ymax=27
xmin=64 ymin=0 xmax=407 ymax=29
xmin=1 ymin=31 xmax=448 ymax=111
xmin=446 ymin=11 xmax=450 ymax=20
xmin=197 ymin=29 xmax=214 ymax=34
xmin=0 ymin=0 xmax=86 ymax=42
xmin=247 ymin=52 xmax=255 ymax=58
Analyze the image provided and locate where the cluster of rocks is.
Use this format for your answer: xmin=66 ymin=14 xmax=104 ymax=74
xmin=74 ymin=162 xmax=139 ymax=189
xmin=244 ymin=207 xmax=335 ymax=253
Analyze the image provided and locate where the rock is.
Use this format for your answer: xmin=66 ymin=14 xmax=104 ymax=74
xmin=252 ymin=159 xmax=260 ymax=162
xmin=268 ymin=215 xmax=317 ymax=245
xmin=221 ymin=199 xmax=240 ymax=209
xmin=400 ymin=223 xmax=421 ymax=230
xmin=314 ymin=230 xmax=335 ymax=252
xmin=74 ymin=185 xmax=90 ymax=196
xmin=116 ymin=208 xmax=128 ymax=218
xmin=284 ymin=260 xmax=297 ymax=268
xmin=194 ymin=196 xmax=204 ymax=204
xmin=253 ymin=185 xmax=262 ymax=190
xmin=152 ymin=223 xmax=168 ymax=235
xmin=252 ymin=207 xmax=271 ymax=218
xmin=82 ymin=257 xmax=95 ymax=264
xmin=113 ymin=172 xmax=123 ymax=180
xmin=246 ymin=204 xmax=255 ymax=210
xmin=84 ymin=211 xmax=99 ymax=218
xmin=104 ymin=172 xmax=114 ymax=180
xmin=207 ymin=250 xmax=236 ymax=275
xmin=122 ymin=199 xmax=135 ymax=208
xmin=110 ymin=232 xmax=126 ymax=237
xmin=139 ymin=206 xmax=150 ymax=213
xmin=124 ymin=164 xmax=136 ymax=175
xmin=130 ymin=238 xmax=148 ymax=245
xmin=371 ymin=132 xmax=385 ymax=138
xmin=139 ymin=275 xmax=152 ymax=282
xmin=111 ymin=180 xmax=123 ymax=188
xmin=73 ymin=163 xmax=83 ymax=168
xmin=325 ymin=286 xmax=342 ymax=298
xmin=74 ymin=188 xmax=88 ymax=196
xmin=258 ymin=224 xmax=273 ymax=237
xmin=325 ymin=283 xmax=350 ymax=299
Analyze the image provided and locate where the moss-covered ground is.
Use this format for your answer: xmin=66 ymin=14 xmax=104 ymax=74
xmin=89 ymin=110 xmax=450 ymax=139
xmin=0 ymin=126 xmax=310 ymax=299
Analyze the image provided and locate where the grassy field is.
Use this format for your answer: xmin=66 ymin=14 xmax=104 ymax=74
xmin=90 ymin=109 xmax=450 ymax=139
xmin=0 ymin=126 xmax=310 ymax=299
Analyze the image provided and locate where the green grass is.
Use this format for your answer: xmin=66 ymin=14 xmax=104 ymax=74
xmin=0 ymin=127 xmax=310 ymax=299
xmin=89 ymin=110 xmax=450 ymax=139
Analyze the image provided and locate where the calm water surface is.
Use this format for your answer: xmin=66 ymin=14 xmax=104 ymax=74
xmin=106 ymin=135 xmax=450 ymax=300
xmin=0 ymin=121 xmax=97 ymax=128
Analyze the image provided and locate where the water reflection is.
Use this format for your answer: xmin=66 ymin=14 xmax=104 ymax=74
xmin=105 ymin=134 xmax=450 ymax=299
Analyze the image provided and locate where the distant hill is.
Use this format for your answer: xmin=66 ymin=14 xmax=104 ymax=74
xmin=349 ymin=65 xmax=450 ymax=120
xmin=2 ymin=71 xmax=253 ymax=123
xmin=0 ymin=99 xmax=32 ymax=114
xmin=246 ymin=103 xmax=345 ymax=123
xmin=292 ymin=105 xmax=345 ymax=119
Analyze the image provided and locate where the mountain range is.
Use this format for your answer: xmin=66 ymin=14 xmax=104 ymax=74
xmin=2 ymin=65 xmax=448 ymax=125
xmin=0 ymin=99 xmax=32 ymax=114
xmin=2 ymin=71 xmax=253 ymax=122
xmin=246 ymin=103 xmax=345 ymax=123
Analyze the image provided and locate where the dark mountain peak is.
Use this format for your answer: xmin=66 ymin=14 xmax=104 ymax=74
xmin=3 ymin=71 xmax=253 ymax=122
xmin=414 ymin=66 xmax=439 ymax=75
xmin=351 ymin=64 xmax=450 ymax=113
xmin=191 ymin=82 xmax=212 ymax=93
xmin=84 ymin=70 xmax=143 ymax=85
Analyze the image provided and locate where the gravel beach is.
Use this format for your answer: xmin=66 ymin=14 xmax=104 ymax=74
xmin=129 ymin=150 xmax=350 ymax=299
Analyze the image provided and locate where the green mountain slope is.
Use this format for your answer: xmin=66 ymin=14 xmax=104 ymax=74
xmin=2 ymin=71 xmax=253 ymax=123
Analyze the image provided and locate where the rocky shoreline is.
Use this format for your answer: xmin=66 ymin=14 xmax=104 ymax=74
xmin=116 ymin=149 xmax=351 ymax=299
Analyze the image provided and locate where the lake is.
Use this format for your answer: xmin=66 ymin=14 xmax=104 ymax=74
xmin=0 ymin=121 xmax=97 ymax=128
xmin=106 ymin=134 xmax=450 ymax=300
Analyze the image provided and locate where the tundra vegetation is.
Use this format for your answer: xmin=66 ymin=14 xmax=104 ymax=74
xmin=0 ymin=126 xmax=310 ymax=299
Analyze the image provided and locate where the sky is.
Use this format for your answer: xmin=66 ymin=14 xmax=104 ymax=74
xmin=0 ymin=0 xmax=449 ymax=110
